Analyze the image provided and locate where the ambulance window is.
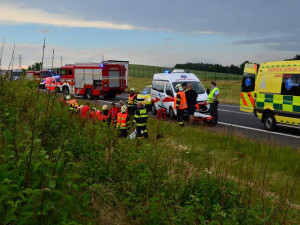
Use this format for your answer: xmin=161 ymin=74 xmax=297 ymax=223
xmin=165 ymin=83 xmax=174 ymax=97
xmin=241 ymin=73 xmax=255 ymax=92
xmin=281 ymin=74 xmax=300 ymax=96
xmin=152 ymin=81 xmax=165 ymax=92
xmin=67 ymin=69 xmax=73 ymax=75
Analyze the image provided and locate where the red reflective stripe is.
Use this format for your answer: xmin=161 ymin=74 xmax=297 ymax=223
xmin=241 ymin=93 xmax=248 ymax=106
xmin=248 ymin=92 xmax=255 ymax=106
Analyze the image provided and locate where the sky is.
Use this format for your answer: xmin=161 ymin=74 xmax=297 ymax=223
xmin=0 ymin=0 xmax=300 ymax=69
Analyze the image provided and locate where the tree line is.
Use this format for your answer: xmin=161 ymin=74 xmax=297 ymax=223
xmin=175 ymin=55 xmax=300 ymax=75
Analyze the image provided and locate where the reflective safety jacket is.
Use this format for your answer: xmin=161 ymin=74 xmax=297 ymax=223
xmin=173 ymin=91 xmax=188 ymax=110
xmin=134 ymin=108 xmax=148 ymax=126
xmin=127 ymin=93 xmax=137 ymax=107
xmin=116 ymin=113 xmax=130 ymax=129
xmin=68 ymin=99 xmax=79 ymax=108
xmin=207 ymin=87 xmax=220 ymax=104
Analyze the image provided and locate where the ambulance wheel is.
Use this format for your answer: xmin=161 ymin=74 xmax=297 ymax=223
xmin=85 ymin=89 xmax=93 ymax=100
xmin=63 ymin=87 xmax=69 ymax=95
xmin=263 ymin=113 xmax=276 ymax=131
xmin=151 ymin=104 xmax=157 ymax=115
xmin=169 ymin=107 xmax=176 ymax=120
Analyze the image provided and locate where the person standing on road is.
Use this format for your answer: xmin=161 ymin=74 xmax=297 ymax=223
xmin=127 ymin=88 xmax=137 ymax=118
xmin=134 ymin=103 xmax=149 ymax=138
xmin=108 ymin=102 xmax=119 ymax=126
xmin=182 ymin=83 xmax=187 ymax=92
xmin=116 ymin=105 xmax=130 ymax=138
xmin=174 ymin=84 xmax=188 ymax=126
xmin=207 ymin=81 xmax=220 ymax=125
xmin=185 ymin=83 xmax=198 ymax=124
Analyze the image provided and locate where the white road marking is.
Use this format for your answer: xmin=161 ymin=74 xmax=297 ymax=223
xmin=218 ymin=122 xmax=300 ymax=139
xmin=219 ymin=104 xmax=240 ymax=108
xmin=97 ymin=100 xmax=113 ymax=104
xmin=218 ymin=109 xmax=251 ymax=115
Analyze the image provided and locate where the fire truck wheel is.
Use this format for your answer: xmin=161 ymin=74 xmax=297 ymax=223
xmin=63 ymin=87 xmax=69 ymax=95
xmin=85 ymin=89 xmax=93 ymax=100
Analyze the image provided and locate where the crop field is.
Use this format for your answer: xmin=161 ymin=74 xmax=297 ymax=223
xmin=129 ymin=64 xmax=242 ymax=81
xmin=128 ymin=76 xmax=241 ymax=105
xmin=0 ymin=78 xmax=299 ymax=224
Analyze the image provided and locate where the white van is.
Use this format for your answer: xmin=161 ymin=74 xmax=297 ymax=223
xmin=151 ymin=69 xmax=209 ymax=117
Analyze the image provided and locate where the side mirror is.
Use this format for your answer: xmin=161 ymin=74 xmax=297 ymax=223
xmin=206 ymin=88 xmax=210 ymax=95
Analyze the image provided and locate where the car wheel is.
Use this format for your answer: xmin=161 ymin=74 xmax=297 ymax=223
xmin=85 ymin=89 xmax=93 ymax=100
xmin=152 ymin=103 xmax=157 ymax=115
xmin=264 ymin=113 xmax=276 ymax=131
xmin=169 ymin=107 xmax=176 ymax=120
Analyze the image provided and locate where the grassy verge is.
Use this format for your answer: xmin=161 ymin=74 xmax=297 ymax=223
xmin=1 ymin=78 xmax=299 ymax=224
xmin=128 ymin=77 xmax=241 ymax=105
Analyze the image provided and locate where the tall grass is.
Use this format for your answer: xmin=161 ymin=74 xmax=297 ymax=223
xmin=0 ymin=77 xmax=299 ymax=224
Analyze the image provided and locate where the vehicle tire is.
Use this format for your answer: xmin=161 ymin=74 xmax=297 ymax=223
xmin=152 ymin=103 xmax=157 ymax=115
xmin=63 ymin=86 xmax=69 ymax=95
xmin=263 ymin=113 xmax=276 ymax=131
xmin=169 ymin=107 xmax=176 ymax=120
xmin=85 ymin=89 xmax=93 ymax=100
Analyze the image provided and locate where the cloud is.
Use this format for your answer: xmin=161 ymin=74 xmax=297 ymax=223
xmin=0 ymin=3 xmax=144 ymax=30
xmin=38 ymin=28 xmax=51 ymax=33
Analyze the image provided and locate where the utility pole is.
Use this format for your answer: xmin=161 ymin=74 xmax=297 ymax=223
xmin=61 ymin=56 xmax=62 ymax=67
xmin=18 ymin=54 xmax=22 ymax=69
xmin=0 ymin=37 xmax=5 ymax=71
xmin=51 ymin=48 xmax=55 ymax=69
xmin=41 ymin=38 xmax=45 ymax=71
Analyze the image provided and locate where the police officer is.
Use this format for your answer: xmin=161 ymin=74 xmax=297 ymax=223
xmin=134 ymin=102 xmax=148 ymax=138
xmin=174 ymin=84 xmax=188 ymax=126
xmin=207 ymin=81 xmax=220 ymax=124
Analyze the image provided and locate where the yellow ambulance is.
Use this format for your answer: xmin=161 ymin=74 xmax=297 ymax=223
xmin=241 ymin=61 xmax=300 ymax=131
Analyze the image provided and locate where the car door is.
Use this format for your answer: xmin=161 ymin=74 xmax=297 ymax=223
xmin=162 ymin=82 xmax=175 ymax=112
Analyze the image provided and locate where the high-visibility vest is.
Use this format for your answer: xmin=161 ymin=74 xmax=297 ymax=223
xmin=127 ymin=94 xmax=137 ymax=106
xmin=173 ymin=91 xmax=188 ymax=110
xmin=68 ymin=99 xmax=79 ymax=108
xmin=207 ymin=87 xmax=220 ymax=104
xmin=134 ymin=108 xmax=148 ymax=126
xmin=116 ymin=113 xmax=128 ymax=129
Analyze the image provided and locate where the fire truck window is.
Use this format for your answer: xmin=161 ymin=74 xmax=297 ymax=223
xmin=60 ymin=69 xmax=66 ymax=75
xmin=68 ymin=69 xmax=73 ymax=75
xmin=281 ymin=74 xmax=300 ymax=96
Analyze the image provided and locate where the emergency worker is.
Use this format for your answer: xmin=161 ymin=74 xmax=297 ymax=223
xmin=108 ymin=102 xmax=119 ymax=126
xmin=127 ymin=88 xmax=137 ymax=117
xmin=207 ymin=81 xmax=220 ymax=124
xmin=81 ymin=102 xmax=90 ymax=118
xmin=174 ymin=84 xmax=188 ymax=126
xmin=116 ymin=105 xmax=130 ymax=138
xmin=134 ymin=103 xmax=148 ymax=138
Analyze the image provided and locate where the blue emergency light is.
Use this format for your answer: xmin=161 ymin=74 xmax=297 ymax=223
xmin=100 ymin=64 xmax=104 ymax=68
xmin=164 ymin=70 xmax=171 ymax=73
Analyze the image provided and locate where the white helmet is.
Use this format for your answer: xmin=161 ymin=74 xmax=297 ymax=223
xmin=129 ymin=88 xmax=135 ymax=92
xmin=102 ymin=105 xmax=108 ymax=110
xmin=66 ymin=95 xmax=71 ymax=100
xmin=121 ymin=105 xmax=127 ymax=113
xmin=175 ymin=84 xmax=183 ymax=91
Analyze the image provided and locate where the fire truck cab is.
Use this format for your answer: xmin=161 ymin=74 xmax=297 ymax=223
xmin=59 ymin=63 xmax=126 ymax=99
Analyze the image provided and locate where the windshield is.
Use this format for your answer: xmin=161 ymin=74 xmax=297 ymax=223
xmin=172 ymin=81 xmax=205 ymax=94
xmin=141 ymin=86 xmax=151 ymax=94
xmin=241 ymin=73 xmax=255 ymax=92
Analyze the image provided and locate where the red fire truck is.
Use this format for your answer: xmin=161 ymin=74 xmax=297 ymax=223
xmin=58 ymin=63 xmax=126 ymax=99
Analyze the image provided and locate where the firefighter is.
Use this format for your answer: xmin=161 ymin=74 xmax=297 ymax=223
xmin=90 ymin=108 xmax=97 ymax=119
xmin=174 ymin=84 xmax=188 ymax=126
xmin=67 ymin=95 xmax=79 ymax=113
xmin=102 ymin=105 xmax=109 ymax=117
xmin=108 ymin=102 xmax=119 ymax=126
xmin=207 ymin=81 xmax=220 ymax=125
xmin=116 ymin=105 xmax=130 ymax=138
xmin=127 ymin=88 xmax=137 ymax=118
xmin=134 ymin=103 xmax=148 ymax=138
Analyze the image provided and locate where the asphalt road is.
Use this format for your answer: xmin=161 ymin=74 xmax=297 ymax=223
xmin=84 ymin=93 xmax=299 ymax=148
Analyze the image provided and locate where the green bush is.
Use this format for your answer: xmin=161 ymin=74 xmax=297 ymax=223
xmin=0 ymin=78 xmax=296 ymax=224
